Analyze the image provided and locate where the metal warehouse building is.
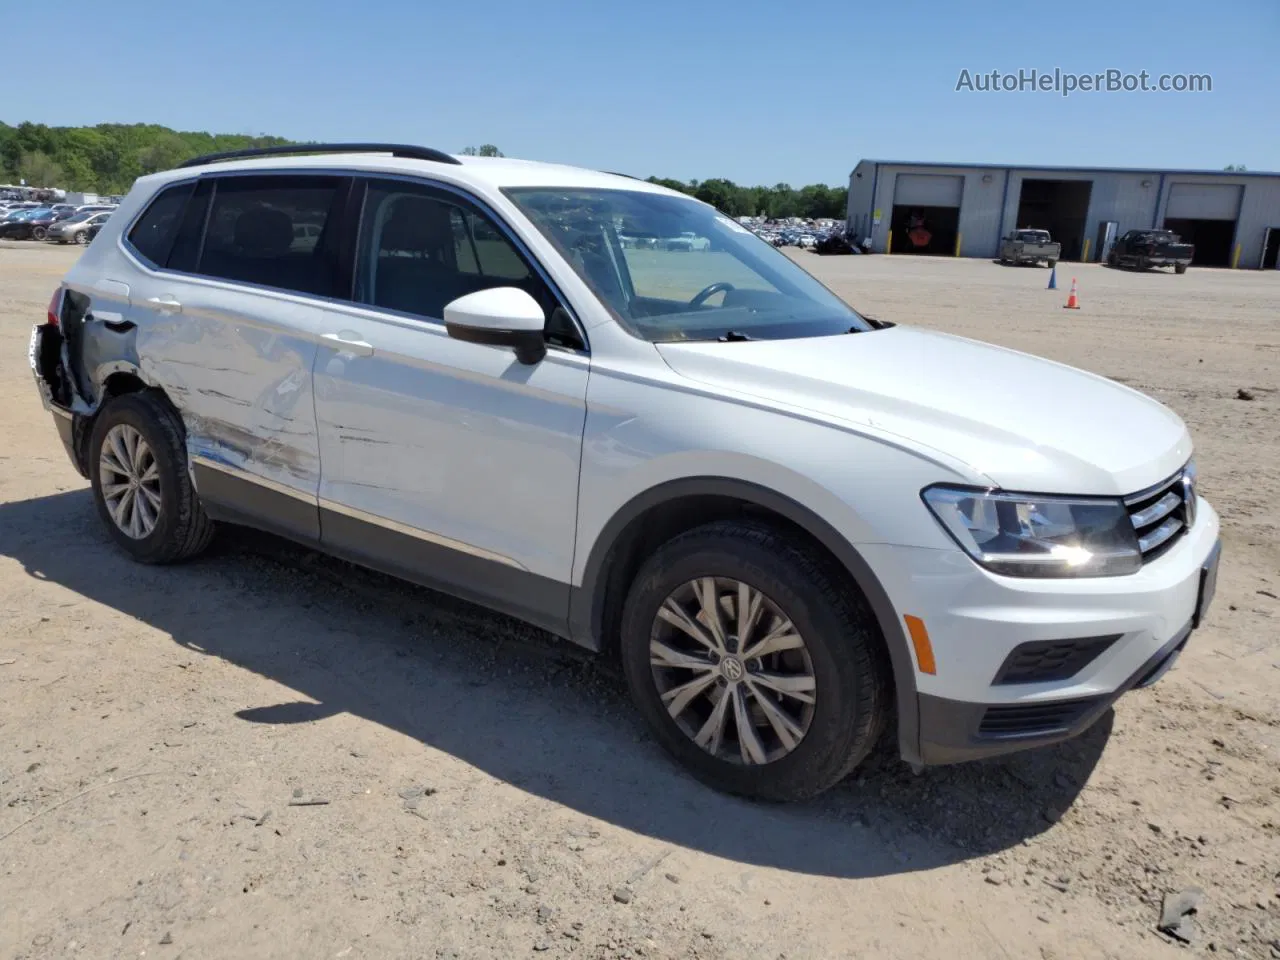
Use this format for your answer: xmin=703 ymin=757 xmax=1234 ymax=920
xmin=847 ymin=160 xmax=1280 ymax=269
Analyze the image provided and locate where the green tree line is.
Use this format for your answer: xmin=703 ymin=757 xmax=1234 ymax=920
xmin=644 ymin=177 xmax=847 ymax=220
xmin=0 ymin=122 xmax=291 ymax=194
xmin=0 ymin=123 xmax=848 ymax=220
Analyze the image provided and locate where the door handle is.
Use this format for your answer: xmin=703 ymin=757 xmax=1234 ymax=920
xmin=322 ymin=332 xmax=374 ymax=357
xmin=146 ymin=295 xmax=183 ymax=314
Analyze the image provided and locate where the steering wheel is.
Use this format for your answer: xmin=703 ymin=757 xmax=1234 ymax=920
xmin=689 ymin=281 xmax=735 ymax=307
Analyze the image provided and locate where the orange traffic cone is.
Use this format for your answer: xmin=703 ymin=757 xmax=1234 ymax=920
xmin=1063 ymin=277 xmax=1080 ymax=309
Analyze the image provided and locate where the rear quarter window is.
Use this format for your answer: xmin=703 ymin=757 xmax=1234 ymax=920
xmin=126 ymin=182 xmax=194 ymax=266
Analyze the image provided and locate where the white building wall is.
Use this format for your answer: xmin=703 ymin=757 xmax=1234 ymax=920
xmin=849 ymin=160 xmax=1280 ymax=265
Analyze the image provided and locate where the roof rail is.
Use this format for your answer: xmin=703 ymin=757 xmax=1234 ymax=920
xmin=177 ymin=142 xmax=461 ymax=169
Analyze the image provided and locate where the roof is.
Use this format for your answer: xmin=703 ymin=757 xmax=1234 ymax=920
xmin=160 ymin=150 xmax=674 ymax=194
xmin=853 ymin=159 xmax=1280 ymax=179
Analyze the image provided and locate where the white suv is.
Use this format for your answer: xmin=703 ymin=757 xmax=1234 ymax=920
xmin=30 ymin=144 xmax=1221 ymax=800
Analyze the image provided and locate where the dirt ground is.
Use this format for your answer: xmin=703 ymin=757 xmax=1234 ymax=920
xmin=0 ymin=240 xmax=1277 ymax=960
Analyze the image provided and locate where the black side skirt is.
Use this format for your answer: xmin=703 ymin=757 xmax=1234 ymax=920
xmin=192 ymin=462 xmax=571 ymax=641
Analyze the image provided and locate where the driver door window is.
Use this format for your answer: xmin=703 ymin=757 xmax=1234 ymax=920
xmin=354 ymin=181 xmax=581 ymax=349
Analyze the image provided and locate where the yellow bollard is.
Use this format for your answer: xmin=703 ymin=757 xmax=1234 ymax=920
xmin=1231 ymin=244 xmax=1242 ymax=269
xmin=1081 ymin=238 xmax=1091 ymax=263
xmin=954 ymin=233 xmax=962 ymax=257
xmin=885 ymin=230 xmax=893 ymax=255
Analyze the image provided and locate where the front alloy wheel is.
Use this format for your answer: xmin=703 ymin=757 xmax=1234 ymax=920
xmin=620 ymin=520 xmax=890 ymax=800
xmin=651 ymin=577 xmax=816 ymax=765
xmin=99 ymin=423 xmax=162 ymax=539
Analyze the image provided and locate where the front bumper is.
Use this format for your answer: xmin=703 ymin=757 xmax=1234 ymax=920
xmin=859 ymin=501 xmax=1221 ymax=765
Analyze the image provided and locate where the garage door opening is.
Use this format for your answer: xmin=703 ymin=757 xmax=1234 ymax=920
xmin=1014 ymin=179 xmax=1093 ymax=261
xmin=889 ymin=173 xmax=962 ymax=256
xmin=889 ymin=205 xmax=959 ymax=256
xmin=1162 ymin=218 xmax=1234 ymax=267
xmin=1163 ymin=183 xmax=1241 ymax=267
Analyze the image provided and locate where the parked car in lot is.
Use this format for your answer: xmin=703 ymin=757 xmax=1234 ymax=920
xmin=0 ymin=207 xmax=53 ymax=239
xmin=1108 ymin=229 xmax=1194 ymax=273
xmin=999 ymin=228 xmax=1060 ymax=267
xmin=30 ymin=144 xmax=1221 ymax=801
xmin=46 ymin=210 xmax=112 ymax=244
xmin=22 ymin=208 xmax=78 ymax=241
xmin=663 ymin=231 xmax=710 ymax=251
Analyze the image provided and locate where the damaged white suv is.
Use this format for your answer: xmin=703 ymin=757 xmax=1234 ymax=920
xmin=31 ymin=144 xmax=1221 ymax=800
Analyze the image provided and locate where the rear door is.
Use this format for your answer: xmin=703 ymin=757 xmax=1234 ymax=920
xmin=122 ymin=172 xmax=354 ymax=540
xmin=309 ymin=177 xmax=589 ymax=632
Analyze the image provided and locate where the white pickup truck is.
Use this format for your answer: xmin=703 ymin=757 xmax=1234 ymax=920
xmin=999 ymin=229 xmax=1060 ymax=267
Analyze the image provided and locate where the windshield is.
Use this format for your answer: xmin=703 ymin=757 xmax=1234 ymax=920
xmin=505 ymin=187 xmax=870 ymax=342
xmin=63 ymin=211 xmax=95 ymax=223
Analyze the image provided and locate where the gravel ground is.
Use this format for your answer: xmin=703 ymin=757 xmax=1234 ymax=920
xmin=0 ymin=240 xmax=1276 ymax=960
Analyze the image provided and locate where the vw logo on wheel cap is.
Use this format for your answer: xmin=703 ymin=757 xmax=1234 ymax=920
xmin=720 ymin=657 xmax=745 ymax=682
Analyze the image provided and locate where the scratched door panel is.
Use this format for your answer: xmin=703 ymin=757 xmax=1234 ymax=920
xmin=313 ymin=311 xmax=588 ymax=581
xmin=135 ymin=278 xmax=325 ymax=498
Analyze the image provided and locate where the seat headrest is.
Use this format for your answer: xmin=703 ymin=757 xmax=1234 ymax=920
xmin=234 ymin=206 xmax=294 ymax=256
xmin=380 ymin=198 xmax=454 ymax=256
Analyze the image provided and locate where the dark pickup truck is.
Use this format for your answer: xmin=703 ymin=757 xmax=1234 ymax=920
xmin=1107 ymin=229 xmax=1194 ymax=274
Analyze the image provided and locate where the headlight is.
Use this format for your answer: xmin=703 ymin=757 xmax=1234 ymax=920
xmin=922 ymin=486 xmax=1141 ymax=578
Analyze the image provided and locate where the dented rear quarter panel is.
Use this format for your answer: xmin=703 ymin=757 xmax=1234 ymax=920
xmin=57 ymin=176 xmax=325 ymax=499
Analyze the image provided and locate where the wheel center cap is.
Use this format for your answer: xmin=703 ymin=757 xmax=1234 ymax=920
xmin=719 ymin=656 xmax=744 ymax=682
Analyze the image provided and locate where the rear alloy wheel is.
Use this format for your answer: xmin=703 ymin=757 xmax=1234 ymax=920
xmin=31 ymin=225 xmax=47 ymax=241
xmin=99 ymin=424 xmax=162 ymax=540
xmin=620 ymin=521 xmax=889 ymax=801
xmin=88 ymin=391 xmax=215 ymax=563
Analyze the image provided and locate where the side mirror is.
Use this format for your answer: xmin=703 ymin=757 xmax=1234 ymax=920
xmin=442 ymin=287 xmax=547 ymax=365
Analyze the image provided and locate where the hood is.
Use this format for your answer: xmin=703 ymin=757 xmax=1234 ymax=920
xmin=656 ymin=326 xmax=1191 ymax=495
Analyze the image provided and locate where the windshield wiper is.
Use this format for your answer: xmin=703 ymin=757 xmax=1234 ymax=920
xmin=717 ymin=330 xmax=757 ymax=342
xmin=854 ymin=316 xmax=896 ymax=331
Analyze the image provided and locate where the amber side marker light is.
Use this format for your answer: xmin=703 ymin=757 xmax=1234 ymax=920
xmin=904 ymin=615 xmax=937 ymax=675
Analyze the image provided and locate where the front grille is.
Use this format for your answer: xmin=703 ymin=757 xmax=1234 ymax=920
xmin=993 ymin=635 xmax=1120 ymax=685
xmin=1124 ymin=467 xmax=1193 ymax=564
xmin=977 ymin=697 xmax=1100 ymax=739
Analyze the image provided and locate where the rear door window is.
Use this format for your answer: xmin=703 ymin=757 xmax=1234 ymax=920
xmin=195 ymin=175 xmax=347 ymax=298
xmin=127 ymin=182 xmax=194 ymax=267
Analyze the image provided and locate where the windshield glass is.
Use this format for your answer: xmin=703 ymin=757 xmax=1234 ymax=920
xmin=505 ymin=187 xmax=870 ymax=342
xmin=63 ymin=211 xmax=94 ymax=223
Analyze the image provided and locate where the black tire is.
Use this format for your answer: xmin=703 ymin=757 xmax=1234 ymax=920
xmin=1175 ymin=263 xmax=1188 ymax=275
xmin=31 ymin=225 xmax=47 ymax=241
xmin=88 ymin=391 xmax=215 ymax=564
xmin=619 ymin=520 xmax=890 ymax=801
xmin=74 ymin=231 xmax=89 ymax=245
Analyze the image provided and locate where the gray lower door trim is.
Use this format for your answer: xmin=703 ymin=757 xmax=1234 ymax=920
xmin=190 ymin=454 xmax=525 ymax=572
xmin=318 ymin=497 xmax=527 ymax=570
xmin=191 ymin=455 xmax=318 ymax=504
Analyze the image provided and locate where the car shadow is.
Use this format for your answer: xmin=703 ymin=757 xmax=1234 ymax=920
xmin=0 ymin=489 xmax=1110 ymax=880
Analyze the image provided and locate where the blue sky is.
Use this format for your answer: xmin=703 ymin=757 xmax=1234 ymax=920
xmin=10 ymin=0 xmax=1277 ymax=186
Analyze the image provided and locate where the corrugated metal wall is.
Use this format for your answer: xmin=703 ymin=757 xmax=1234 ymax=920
xmin=1235 ymin=179 xmax=1280 ymax=268
xmin=845 ymin=161 xmax=875 ymax=238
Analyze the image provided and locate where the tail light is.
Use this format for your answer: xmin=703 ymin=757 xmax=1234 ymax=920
xmin=46 ymin=287 xmax=61 ymax=327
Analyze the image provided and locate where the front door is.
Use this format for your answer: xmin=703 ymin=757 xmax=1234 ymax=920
xmin=1263 ymin=227 xmax=1280 ymax=270
xmin=310 ymin=178 xmax=589 ymax=634
xmin=1096 ymin=220 xmax=1118 ymax=263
